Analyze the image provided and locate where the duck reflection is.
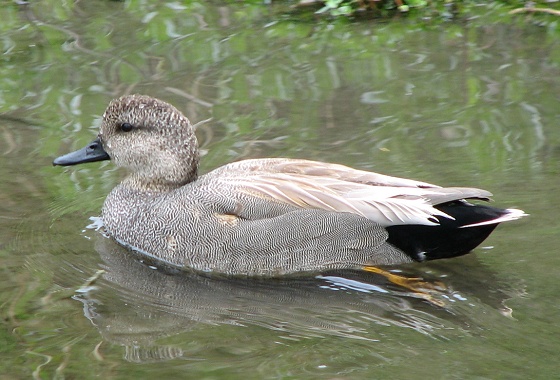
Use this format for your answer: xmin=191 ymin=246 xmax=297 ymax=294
xmin=75 ymin=236 xmax=520 ymax=363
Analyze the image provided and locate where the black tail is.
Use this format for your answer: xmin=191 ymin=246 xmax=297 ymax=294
xmin=386 ymin=201 xmax=513 ymax=262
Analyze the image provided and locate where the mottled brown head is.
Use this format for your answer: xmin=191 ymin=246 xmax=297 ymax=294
xmin=99 ymin=94 xmax=199 ymax=189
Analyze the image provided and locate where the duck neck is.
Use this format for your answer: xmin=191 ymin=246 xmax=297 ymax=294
xmin=123 ymin=168 xmax=198 ymax=193
xmin=121 ymin=145 xmax=200 ymax=193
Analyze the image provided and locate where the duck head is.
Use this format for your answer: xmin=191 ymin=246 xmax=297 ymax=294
xmin=53 ymin=95 xmax=200 ymax=190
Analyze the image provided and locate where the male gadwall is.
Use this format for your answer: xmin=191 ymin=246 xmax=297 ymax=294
xmin=54 ymin=95 xmax=526 ymax=276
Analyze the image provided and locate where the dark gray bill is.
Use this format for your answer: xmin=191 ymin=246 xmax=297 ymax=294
xmin=53 ymin=137 xmax=110 ymax=166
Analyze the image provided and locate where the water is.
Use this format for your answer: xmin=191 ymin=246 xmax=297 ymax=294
xmin=1 ymin=1 xmax=559 ymax=378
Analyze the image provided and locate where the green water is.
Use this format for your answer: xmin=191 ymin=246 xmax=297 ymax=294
xmin=1 ymin=1 xmax=559 ymax=379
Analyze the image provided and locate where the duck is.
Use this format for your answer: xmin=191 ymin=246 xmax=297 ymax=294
xmin=53 ymin=94 xmax=527 ymax=276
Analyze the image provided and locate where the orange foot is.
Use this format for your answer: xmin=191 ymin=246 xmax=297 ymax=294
xmin=362 ymin=265 xmax=448 ymax=306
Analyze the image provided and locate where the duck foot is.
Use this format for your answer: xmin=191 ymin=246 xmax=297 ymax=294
xmin=362 ymin=265 xmax=447 ymax=306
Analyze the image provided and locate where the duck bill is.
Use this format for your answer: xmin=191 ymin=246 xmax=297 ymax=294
xmin=53 ymin=137 xmax=110 ymax=166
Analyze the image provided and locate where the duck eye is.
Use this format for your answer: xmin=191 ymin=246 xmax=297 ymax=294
xmin=119 ymin=123 xmax=134 ymax=132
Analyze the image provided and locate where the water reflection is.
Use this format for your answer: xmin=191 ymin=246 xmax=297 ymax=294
xmin=76 ymin=234 xmax=522 ymax=363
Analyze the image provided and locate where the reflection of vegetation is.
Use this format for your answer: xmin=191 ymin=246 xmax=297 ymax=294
xmin=299 ymin=0 xmax=432 ymax=16
xmin=0 ymin=1 xmax=559 ymax=378
xmin=297 ymin=0 xmax=560 ymax=19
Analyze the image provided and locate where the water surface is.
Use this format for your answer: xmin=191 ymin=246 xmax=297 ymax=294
xmin=1 ymin=2 xmax=559 ymax=379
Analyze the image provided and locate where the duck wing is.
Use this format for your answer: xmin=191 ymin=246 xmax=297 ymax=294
xmin=212 ymin=159 xmax=493 ymax=227
xmin=211 ymin=158 xmax=438 ymax=188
